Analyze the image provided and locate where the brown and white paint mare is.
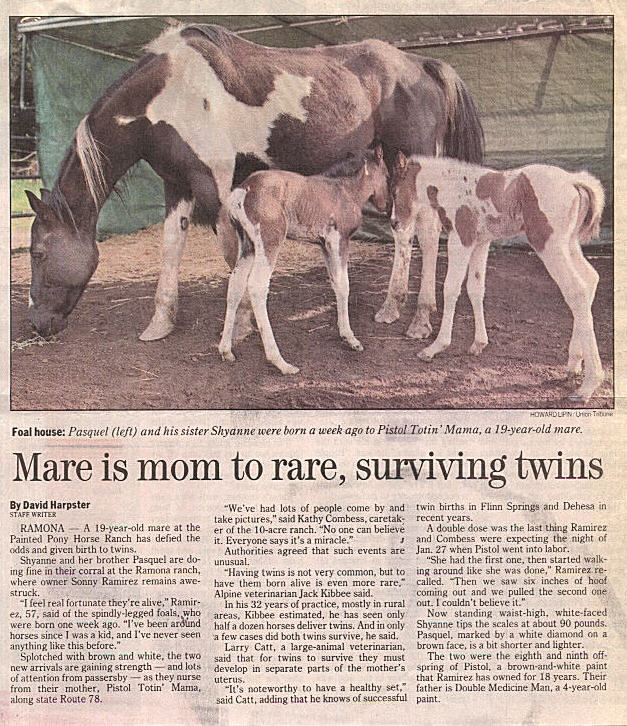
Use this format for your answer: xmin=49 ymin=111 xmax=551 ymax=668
xmin=25 ymin=23 xmax=483 ymax=340
xmin=386 ymin=153 xmax=605 ymax=402
xmin=218 ymin=148 xmax=388 ymax=374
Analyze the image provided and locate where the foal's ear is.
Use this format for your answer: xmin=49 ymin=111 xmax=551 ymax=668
xmin=395 ymin=151 xmax=408 ymax=173
xmin=374 ymin=144 xmax=384 ymax=164
xmin=25 ymin=189 xmax=57 ymax=225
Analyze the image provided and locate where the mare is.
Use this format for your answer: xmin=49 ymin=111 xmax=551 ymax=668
xmin=218 ymin=148 xmax=389 ymax=374
xmin=386 ymin=152 xmax=606 ymax=403
xmin=24 ymin=23 xmax=483 ymax=340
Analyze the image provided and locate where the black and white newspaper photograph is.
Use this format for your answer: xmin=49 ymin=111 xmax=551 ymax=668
xmin=2 ymin=1 xmax=625 ymax=724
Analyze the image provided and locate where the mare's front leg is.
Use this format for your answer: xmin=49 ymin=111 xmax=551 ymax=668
xmin=140 ymin=186 xmax=194 ymax=341
xmin=322 ymin=229 xmax=363 ymax=351
xmin=375 ymin=229 xmax=413 ymax=324
xmin=406 ymin=212 xmax=441 ymax=339
xmin=418 ymin=231 xmax=472 ymax=361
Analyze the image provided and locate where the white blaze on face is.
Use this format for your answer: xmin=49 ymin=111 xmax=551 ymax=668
xmin=28 ymin=291 xmax=34 ymax=309
xmin=145 ymin=45 xmax=313 ymax=198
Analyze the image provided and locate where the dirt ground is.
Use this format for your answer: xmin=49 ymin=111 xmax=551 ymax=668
xmin=11 ymin=223 xmax=613 ymax=410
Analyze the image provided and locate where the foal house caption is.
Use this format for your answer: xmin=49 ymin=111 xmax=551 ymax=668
xmin=11 ymin=422 xmax=588 ymax=440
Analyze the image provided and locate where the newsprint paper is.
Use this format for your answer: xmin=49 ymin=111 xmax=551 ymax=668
xmin=2 ymin=2 xmax=626 ymax=725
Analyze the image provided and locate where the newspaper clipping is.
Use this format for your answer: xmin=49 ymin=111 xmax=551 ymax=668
xmin=3 ymin=3 xmax=626 ymax=725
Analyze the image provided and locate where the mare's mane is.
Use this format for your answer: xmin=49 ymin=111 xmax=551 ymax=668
xmin=47 ymin=183 xmax=77 ymax=230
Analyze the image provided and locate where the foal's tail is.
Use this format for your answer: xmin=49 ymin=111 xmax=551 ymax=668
xmin=422 ymin=59 xmax=485 ymax=165
xmin=572 ymin=171 xmax=605 ymax=243
xmin=226 ymin=188 xmax=255 ymax=260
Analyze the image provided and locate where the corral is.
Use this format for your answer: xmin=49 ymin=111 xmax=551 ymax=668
xmin=11 ymin=15 xmax=613 ymax=409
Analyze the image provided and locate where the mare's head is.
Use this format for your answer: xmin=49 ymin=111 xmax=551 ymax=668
xmin=364 ymin=144 xmax=389 ymax=213
xmin=389 ymin=151 xmax=419 ymax=234
xmin=26 ymin=189 xmax=99 ymax=337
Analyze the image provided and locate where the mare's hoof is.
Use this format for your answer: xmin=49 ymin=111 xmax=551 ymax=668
xmin=406 ymin=321 xmax=432 ymax=340
xmin=375 ymin=305 xmax=400 ymax=324
xmin=139 ymin=317 xmax=174 ymax=341
xmin=468 ymin=341 xmax=487 ymax=357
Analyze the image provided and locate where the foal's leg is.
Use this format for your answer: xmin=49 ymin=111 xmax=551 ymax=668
xmin=247 ymin=221 xmax=299 ymax=375
xmin=218 ymin=252 xmax=254 ymax=363
xmin=406 ymin=212 xmax=441 ymax=339
xmin=566 ymin=237 xmax=600 ymax=376
xmin=216 ymin=206 xmax=255 ymax=343
xmin=140 ymin=190 xmax=194 ymax=341
xmin=466 ymin=241 xmax=491 ymax=356
xmin=322 ymin=229 xmax=363 ymax=351
xmin=538 ymin=240 xmax=603 ymax=402
xmin=375 ymin=230 xmax=413 ymax=324
xmin=418 ymin=232 xmax=472 ymax=361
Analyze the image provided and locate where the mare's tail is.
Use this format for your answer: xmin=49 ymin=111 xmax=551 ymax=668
xmin=572 ymin=171 xmax=605 ymax=243
xmin=422 ymin=59 xmax=484 ymax=164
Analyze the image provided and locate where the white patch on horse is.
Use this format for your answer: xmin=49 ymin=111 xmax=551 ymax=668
xmin=145 ymin=44 xmax=313 ymax=199
xmin=28 ymin=292 xmax=34 ymax=309
xmin=115 ymin=115 xmax=139 ymax=125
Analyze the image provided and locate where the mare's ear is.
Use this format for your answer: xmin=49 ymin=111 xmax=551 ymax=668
xmin=394 ymin=151 xmax=408 ymax=174
xmin=374 ymin=144 xmax=384 ymax=164
xmin=25 ymin=189 xmax=57 ymax=225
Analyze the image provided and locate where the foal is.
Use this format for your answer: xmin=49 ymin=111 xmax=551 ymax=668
xmin=218 ymin=147 xmax=388 ymax=374
xmin=388 ymin=152 xmax=605 ymax=402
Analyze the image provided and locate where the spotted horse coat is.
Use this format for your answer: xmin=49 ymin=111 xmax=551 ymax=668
xmin=385 ymin=153 xmax=605 ymax=403
xmin=25 ymin=23 xmax=484 ymax=344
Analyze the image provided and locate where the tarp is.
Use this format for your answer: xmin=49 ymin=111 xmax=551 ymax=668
xmin=27 ymin=17 xmax=613 ymax=239
xmin=424 ymin=32 xmax=613 ymax=226
xmin=31 ymin=35 xmax=163 ymax=239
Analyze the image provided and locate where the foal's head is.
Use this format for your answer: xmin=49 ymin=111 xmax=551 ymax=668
xmin=389 ymin=151 xmax=420 ymax=234
xmin=26 ymin=189 xmax=99 ymax=337
xmin=363 ymin=144 xmax=389 ymax=213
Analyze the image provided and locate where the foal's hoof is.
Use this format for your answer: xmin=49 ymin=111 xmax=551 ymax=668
xmin=139 ymin=316 xmax=175 ymax=341
xmin=405 ymin=321 xmax=432 ymax=340
xmin=279 ymin=363 xmax=300 ymax=376
xmin=417 ymin=347 xmax=435 ymax=362
xmin=219 ymin=349 xmax=236 ymax=363
xmin=567 ymin=360 xmax=583 ymax=377
xmin=375 ymin=304 xmax=400 ymax=324
xmin=344 ymin=337 xmax=364 ymax=352
xmin=568 ymin=391 xmax=589 ymax=405
xmin=468 ymin=341 xmax=487 ymax=357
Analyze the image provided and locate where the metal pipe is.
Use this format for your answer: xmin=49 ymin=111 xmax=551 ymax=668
xmin=19 ymin=33 xmax=27 ymax=110
xmin=17 ymin=16 xmax=148 ymax=34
